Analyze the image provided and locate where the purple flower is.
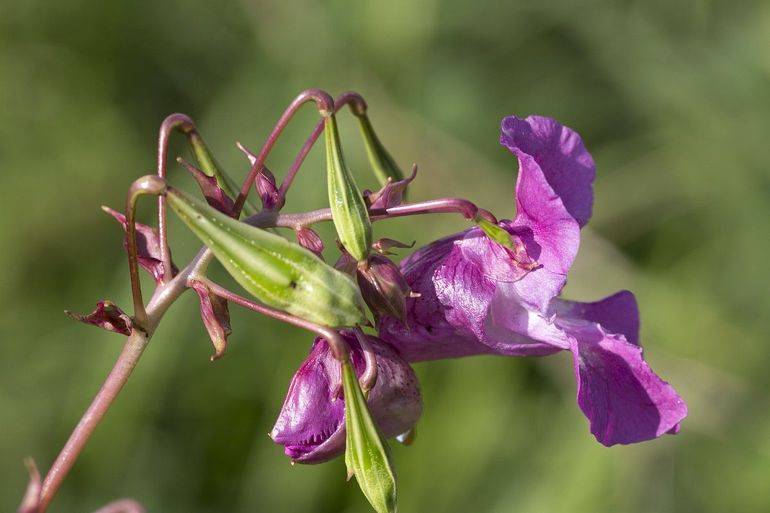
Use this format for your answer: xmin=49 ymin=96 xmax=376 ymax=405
xmin=379 ymin=115 xmax=687 ymax=446
xmin=271 ymin=331 xmax=422 ymax=463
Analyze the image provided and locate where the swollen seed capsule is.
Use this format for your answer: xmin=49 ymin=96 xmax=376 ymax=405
xmin=166 ymin=187 xmax=368 ymax=328
xmin=325 ymin=114 xmax=372 ymax=262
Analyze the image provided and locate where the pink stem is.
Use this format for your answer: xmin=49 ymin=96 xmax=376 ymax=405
xmin=156 ymin=114 xmax=196 ymax=283
xmin=125 ymin=176 xmax=167 ymax=329
xmin=39 ymin=330 xmax=149 ymax=513
xmin=371 ymin=198 xmax=497 ymax=223
xmin=232 ymin=89 xmax=334 ymax=216
xmin=276 ymin=91 xmax=368 ymax=207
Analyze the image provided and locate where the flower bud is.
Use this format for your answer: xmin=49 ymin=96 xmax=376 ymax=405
xmin=325 ymin=114 xmax=372 ymax=262
xmin=270 ymin=331 xmax=421 ymax=465
xmin=178 ymin=157 xmax=235 ymax=216
xmin=296 ymin=226 xmax=325 ymax=258
xmin=190 ymin=281 xmax=232 ymax=361
xmin=165 ymin=187 xmax=367 ymax=328
xmin=356 ymin=255 xmax=411 ymax=323
xmin=256 ymin=167 xmax=281 ymax=210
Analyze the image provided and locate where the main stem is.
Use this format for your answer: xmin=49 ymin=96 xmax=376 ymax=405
xmin=37 ymin=248 xmax=208 ymax=513
xmin=39 ymin=331 xmax=148 ymax=512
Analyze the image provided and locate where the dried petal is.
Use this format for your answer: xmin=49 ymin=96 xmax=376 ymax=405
xmin=190 ymin=281 xmax=232 ymax=361
xmin=365 ymin=164 xmax=417 ymax=210
xmin=65 ymin=300 xmax=132 ymax=336
xmin=102 ymin=206 xmax=178 ymax=283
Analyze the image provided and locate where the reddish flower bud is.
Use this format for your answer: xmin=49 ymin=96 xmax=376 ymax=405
xmin=356 ymin=255 xmax=411 ymax=323
xmin=256 ymin=167 xmax=281 ymax=210
xmin=296 ymin=227 xmax=325 ymax=258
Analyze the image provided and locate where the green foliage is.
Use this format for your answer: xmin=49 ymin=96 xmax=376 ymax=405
xmin=1 ymin=0 xmax=769 ymax=512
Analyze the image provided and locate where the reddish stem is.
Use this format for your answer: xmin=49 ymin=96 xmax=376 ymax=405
xmin=39 ymin=330 xmax=149 ymax=513
xmin=276 ymin=91 xmax=368 ymax=206
xmin=232 ymin=89 xmax=334 ymax=216
xmin=125 ymin=175 xmax=167 ymax=329
xmin=371 ymin=198 xmax=497 ymax=223
xmin=156 ymin=114 xmax=197 ymax=283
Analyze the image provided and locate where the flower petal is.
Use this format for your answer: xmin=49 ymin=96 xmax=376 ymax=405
xmin=564 ymin=323 xmax=687 ymax=446
xmin=555 ymin=290 xmax=640 ymax=346
xmin=379 ymin=234 xmax=500 ymax=361
xmin=501 ymin=115 xmax=595 ymax=229
xmin=271 ymin=332 xmax=422 ymax=463
xmin=500 ymin=115 xmax=595 ymax=311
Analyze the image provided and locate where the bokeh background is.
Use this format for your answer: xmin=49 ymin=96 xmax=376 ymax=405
xmin=2 ymin=0 xmax=769 ymax=512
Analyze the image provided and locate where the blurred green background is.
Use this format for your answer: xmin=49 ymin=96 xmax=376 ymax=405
xmin=2 ymin=0 xmax=769 ymax=511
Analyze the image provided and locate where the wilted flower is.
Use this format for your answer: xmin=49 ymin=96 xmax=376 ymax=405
xmin=379 ymin=115 xmax=687 ymax=446
xmin=271 ymin=331 xmax=422 ymax=463
xmin=65 ymin=300 xmax=132 ymax=336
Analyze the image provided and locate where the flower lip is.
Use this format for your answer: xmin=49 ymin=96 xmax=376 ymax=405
xmin=277 ymin=424 xmax=346 ymax=462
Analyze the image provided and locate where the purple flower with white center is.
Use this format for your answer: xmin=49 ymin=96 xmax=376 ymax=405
xmin=379 ymin=115 xmax=687 ymax=446
xmin=271 ymin=331 xmax=422 ymax=463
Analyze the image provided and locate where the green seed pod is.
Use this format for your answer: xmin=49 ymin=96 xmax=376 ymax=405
xmin=356 ymin=113 xmax=405 ymax=187
xmin=325 ymin=114 xmax=372 ymax=262
xmin=342 ymin=359 xmax=397 ymax=513
xmin=166 ymin=187 xmax=367 ymax=328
